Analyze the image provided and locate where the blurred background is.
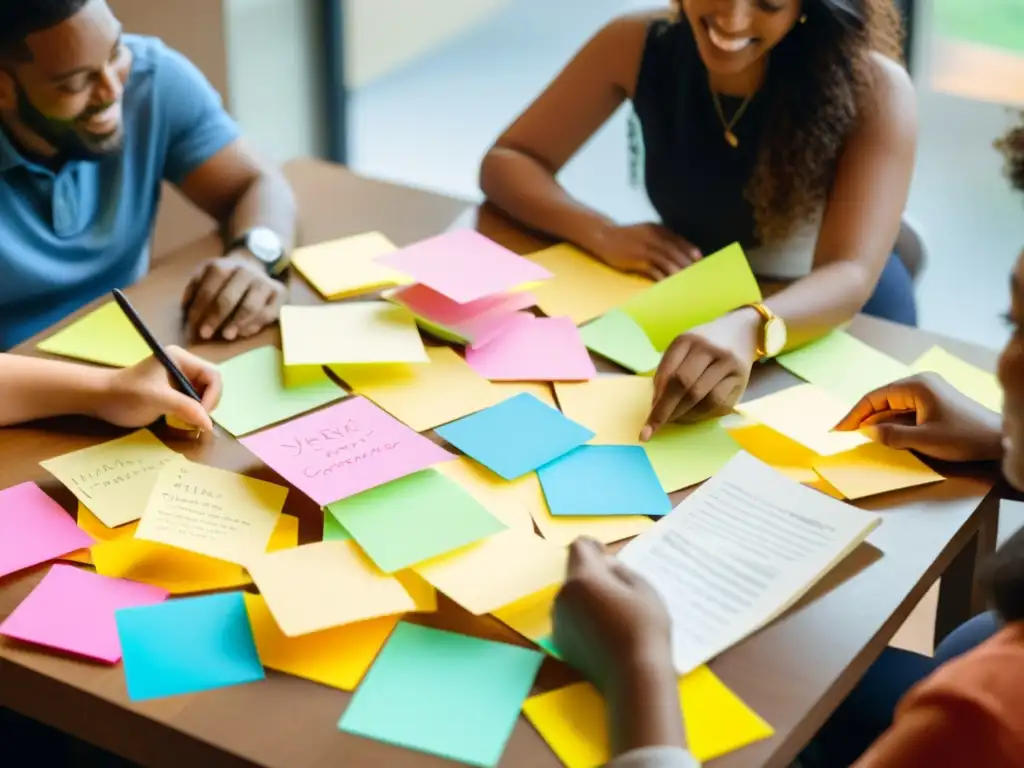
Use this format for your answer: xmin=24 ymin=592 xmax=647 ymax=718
xmin=114 ymin=0 xmax=1024 ymax=351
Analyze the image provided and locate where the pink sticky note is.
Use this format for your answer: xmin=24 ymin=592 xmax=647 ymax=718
xmin=377 ymin=230 xmax=552 ymax=304
xmin=240 ymin=397 xmax=455 ymax=506
xmin=466 ymin=315 xmax=598 ymax=381
xmin=0 ymin=482 xmax=95 ymax=579
xmin=0 ymin=564 xmax=168 ymax=663
xmin=391 ymin=284 xmax=539 ymax=348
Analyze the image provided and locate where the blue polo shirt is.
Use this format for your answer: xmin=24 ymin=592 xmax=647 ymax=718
xmin=0 ymin=35 xmax=241 ymax=350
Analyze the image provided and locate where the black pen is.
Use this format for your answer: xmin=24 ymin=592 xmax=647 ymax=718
xmin=112 ymin=288 xmax=203 ymax=402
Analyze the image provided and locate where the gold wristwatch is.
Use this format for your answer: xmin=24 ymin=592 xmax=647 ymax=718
xmin=746 ymin=303 xmax=787 ymax=360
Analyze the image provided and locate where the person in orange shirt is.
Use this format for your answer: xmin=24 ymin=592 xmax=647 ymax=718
xmin=551 ymin=120 xmax=1024 ymax=766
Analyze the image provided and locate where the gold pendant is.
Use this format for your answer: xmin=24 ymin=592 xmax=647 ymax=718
xmin=725 ymin=130 xmax=739 ymax=148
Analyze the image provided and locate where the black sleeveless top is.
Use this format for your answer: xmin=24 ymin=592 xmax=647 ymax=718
xmin=632 ymin=20 xmax=776 ymax=254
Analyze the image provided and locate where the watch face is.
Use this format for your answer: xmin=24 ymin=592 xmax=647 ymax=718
xmin=247 ymin=227 xmax=283 ymax=264
xmin=764 ymin=317 xmax=787 ymax=357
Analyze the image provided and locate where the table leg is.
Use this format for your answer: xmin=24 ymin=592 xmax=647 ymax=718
xmin=935 ymin=493 xmax=1000 ymax=644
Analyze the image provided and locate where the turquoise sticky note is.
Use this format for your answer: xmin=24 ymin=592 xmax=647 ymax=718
xmin=536 ymin=634 xmax=563 ymax=660
xmin=538 ymin=445 xmax=671 ymax=518
xmin=339 ymin=622 xmax=543 ymax=767
xmin=322 ymin=511 xmax=352 ymax=542
xmin=326 ymin=470 xmax=506 ymax=573
xmin=115 ymin=592 xmax=265 ymax=701
xmin=436 ymin=393 xmax=595 ymax=480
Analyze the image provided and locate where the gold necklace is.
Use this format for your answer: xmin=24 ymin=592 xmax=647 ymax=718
xmin=711 ymin=90 xmax=755 ymax=148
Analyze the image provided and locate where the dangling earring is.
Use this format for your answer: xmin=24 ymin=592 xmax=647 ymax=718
xmin=800 ymin=14 xmax=807 ymax=24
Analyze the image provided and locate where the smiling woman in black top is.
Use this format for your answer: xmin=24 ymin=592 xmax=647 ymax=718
xmin=481 ymin=1 xmax=916 ymax=432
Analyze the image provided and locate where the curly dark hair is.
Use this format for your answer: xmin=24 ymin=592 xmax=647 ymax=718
xmin=997 ymin=116 xmax=1024 ymax=193
xmin=675 ymin=0 xmax=904 ymax=244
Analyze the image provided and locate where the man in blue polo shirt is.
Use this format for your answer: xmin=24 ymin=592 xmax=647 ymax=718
xmin=0 ymin=0 xmax=296 ymax=350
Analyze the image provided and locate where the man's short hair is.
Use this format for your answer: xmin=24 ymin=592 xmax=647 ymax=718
xmin=0 ymin=0 xmax=92 ymax=61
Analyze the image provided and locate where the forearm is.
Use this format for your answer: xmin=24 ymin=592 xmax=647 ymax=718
xmin=607 ymin=655 xmax=686 ymax=756
xmin=0 ymin=355 xmax=110 ymax=426
xmin=480 ymin=148 xmax=615 ymax=252
xmin=224 ymin=169 xmax=297 ymax=255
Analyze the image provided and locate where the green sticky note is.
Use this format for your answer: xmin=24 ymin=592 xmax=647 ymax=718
xmin=211 ymin=346 xmax=347 ymax=436
xmin=620 ymin=243 xmax=762 ymax=351
xmin=912 ymin=346 xmax=1002 ymax=413
xmin=644 ymin=419 xmax=742 ymax=493
xmin=326 ymin=469 xmax=506 ymax=573
xmin=322 ymin=511 xmax=351 ymax=541
xmin=36 ymin=302 xmax=150 ymax=368
xmin=580 ymin=310 xmax=662 ymax=374
xmin=777 ymin=330 xmax=911 ymax=402
xmin=535 ymin=634 xmax=563 ymax=660
xmin=339 ymin=623 xmax=543 ymax=767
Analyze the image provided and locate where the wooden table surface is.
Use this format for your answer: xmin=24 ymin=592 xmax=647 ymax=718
xmin=0 ymin=162 xmax=1003 ymax=768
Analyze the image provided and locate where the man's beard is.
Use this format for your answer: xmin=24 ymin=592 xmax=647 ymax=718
xmin=14 ymin=78 xmax=123 ymax=162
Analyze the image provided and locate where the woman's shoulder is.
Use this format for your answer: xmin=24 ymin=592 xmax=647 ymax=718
xmin=857 ymin=52 xmax=915 ymax=129
xmin=587 ymin=11 xmax=688 ymax=98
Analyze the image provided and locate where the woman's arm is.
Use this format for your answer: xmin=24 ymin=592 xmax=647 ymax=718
xmin=0 ymin=354 xmax=111 ymax=426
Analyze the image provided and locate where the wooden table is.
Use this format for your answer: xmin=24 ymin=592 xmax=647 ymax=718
xmin=0 ymin=165 xmax=1002 ymax=768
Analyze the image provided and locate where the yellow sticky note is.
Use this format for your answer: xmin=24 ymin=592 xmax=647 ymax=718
xmin=519 ymin=472 xmax=653 ymax=546
xmin=135 ymin=460 xmax=288 ymax=565
xmin=812 ymin=442 xmax=945 ymax=499
xmin=91 ymin=538 xmax=250 ymax=594
xmin=435 ymin=457 xmax=534 ymax=531
xmin=268 ymin=514 xmax=299 ymax=552
xmin=62 ymin=502 xmax=138 ymax=564
xmin=414 ymin=529 xmax=567 ymax=615
xmin=735 ymin=384 xmax=870 ymax=456
xmin=244 ymin=593 xmax=399 ymax=691
xmin=491 ymin=381 xmax=558 ymax=409
xmin=912 ymin=346 xmax=1002 ymax=413
xmin=620 ymin=243 xmax=762 ymax=351
xmin=280 ymin=302 xmax=428 ymax=367
xmin=40 ymin=430 xmax=180 ymax=528
xmin=292 ymin=231 xmax=408 ymax=299
xmin=528 ymin=244 xmax=652 ymax=324
xmin=491 ymin=583 xmax=559 ymax=642
xmin=394 ymin=570 xmax=439 ymax=613
xmin=247 ymin=540 xmax=416 ymax=637
xmin=555 ymin=377 xmax=741 ymax=492
xmin=332 ymin=346 xmax=500 ymax=431
xmin=523 ymin=668 xmax=773 ymax=767
xmin=36 ymin=301 xmax=150 ymax=368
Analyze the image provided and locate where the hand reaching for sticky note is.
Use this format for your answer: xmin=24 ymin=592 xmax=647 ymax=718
xmin=833 ymin=373 xmax=1002 ymax=462
xmin=95 ymin=346 xmax=222 ymax=431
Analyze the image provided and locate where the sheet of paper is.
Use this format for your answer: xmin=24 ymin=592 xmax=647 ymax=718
xmin=579 ymin=310 xmax=662 ymax=374
xmin=292 ymin=231 xmax=407 ymax=299
xmin=280 ymin=302 xmax=428 ymax=367
xmin=491 ymin=583 xmax=559 ymax=642
xmin=135 ymin=461 xmax=288 ymax=565
xmin=811 ymin=442 xmax=945 ymax=499
xmin=436 ymin=457 xmax=534 ymax=531
xmin=538 ymin=445 xmax=671 ymax=518
xmin=435 ymin=393 xmax=594 ymax=480
xmin=240 ymin=396 xmax=454 ymax=506
xmin=338 ymin=622 xmax=543 ymax=768
xmin=244 ymin=593 xmax=399 ymax=691
xmin=620 ymin=243 xmax=762 ymax=351
xmin=116 ymin=592 xmax=265 ymax=701
xmin=211 ymin=346 xmax=347 ymax=436
xmin=0 ymin=482 xmax=95 ymax=578
xmin=376 ymin=229 xmax=553 ymax=304
xmin=413 ymin=528 xmax=567 ymax=614
xmin=777 ymin=330 xmax=911 ymax=402
xmin=40 ymin=429 xmax=180 ymax=528
xmin=36 ymin=301 xmax=150 ymax=368
xmin=912 ymin=345 xmax=1002 ymax=413
xmin=465 ymin=314 xmax=597 ymax=382
xmin=735 ymin=383 xmax=870 ymax=456
xmin=0 ymin=564 xmax=168 ymax=663
xmin=326 ymin=469 xmax=505 ymax=573
xmin=247 ymin=540 xmax=417 ymax=636
xmin=554 ymin=377 xmax=742 ymax=491
xmin=522 ymin=667 xmax=773 ymax=767
xmin=519 ymin=472 xmax=654 ymax=546
xmin=91 ymin=538 xmax=251 ymax=594
xmin=527 ymin=244 xmax=652 ymax=324
xmin=619 ymin=452 xmax=881 ymax=672
xmin=332 ymin=346 xmax=501 ymax=432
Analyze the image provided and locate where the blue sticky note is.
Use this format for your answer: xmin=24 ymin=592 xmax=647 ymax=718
xmin=435 ymin=393 xmax=594 ymax=480
xmin=538 ymin=445 xmax=672 ymax=517
xmin=116 ymin=592 xmax=265 ymax=701
xmin=339 ymin=622 xmax=543 ymax=767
